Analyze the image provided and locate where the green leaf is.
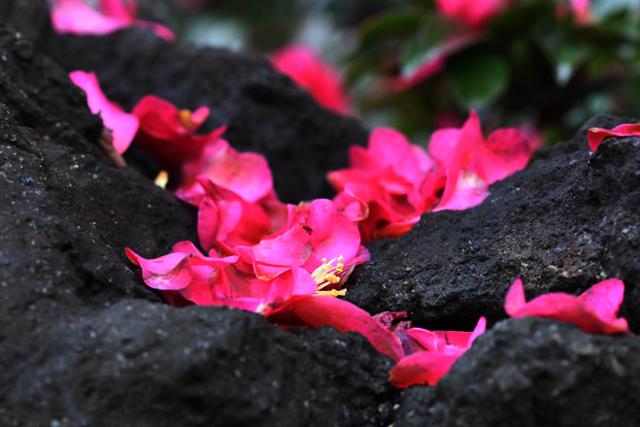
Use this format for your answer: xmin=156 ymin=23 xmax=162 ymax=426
xmin=448 ymin=52 xmax=509 ymax=108
xmin=399 ymin=18 xmax=455 ymax=77
xmin=359 ymin=12 xmax=423 ymax=50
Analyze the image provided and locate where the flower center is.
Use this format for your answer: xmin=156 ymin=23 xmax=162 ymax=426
xmin=312 ymin=256 xmax=347 ymax=297
xmin=178 ymin=109 xmax=196 ymax=130
xmin=154 ymin=170 xmax=169 ymax=189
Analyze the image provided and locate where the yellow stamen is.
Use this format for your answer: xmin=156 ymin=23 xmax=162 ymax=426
xmin=312 ymin=256 xmax=347 ymax=296
xmin=178 ymin=109 xmax=195 ymax=129
xmin=154 ymin=170 xmax=169 ymax=189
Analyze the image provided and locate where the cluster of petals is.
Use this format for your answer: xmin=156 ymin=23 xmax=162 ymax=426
xmin=587 ymin=122 xmax=640 ymax=152
xmin=376 ymin=312 xmax=487 ymax=388
xmin=132 ymin=95 xmax=228 ymax=174
xmin=270 ymin=45 xmax=351 ymax=115
xmin=122 ymin=108 xmax=413 ymax=358
xmin=69 ymin=70 xmax=139 ymax=155
xmin=329 ymin=111 xmax=534 ymax=242
xmin=51 ymin=0 xmax=175 ymax=40
xmin=505 ymin=278 xmax=630 ymax=334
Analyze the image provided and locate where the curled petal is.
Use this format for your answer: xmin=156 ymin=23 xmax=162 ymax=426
xmin=268 ymin=295 xmax=405 ymax=362
xmin=587 ymin=124 xmax=640 ymax=152
xmin=504 ymin=278 xmax=629 ymax=334
xmin=390 ymin=351 xmax=460 ymax=388
xmin=69 ymin=71 xmax=139 ymax=154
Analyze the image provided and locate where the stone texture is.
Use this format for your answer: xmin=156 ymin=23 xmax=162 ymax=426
xmin=347 ymin=115 xmax=640 ymax=332
xmin=44 ymin=29 xmax=367 ymax=202
xmin=394 ymin=318 xmax=640 ymax=427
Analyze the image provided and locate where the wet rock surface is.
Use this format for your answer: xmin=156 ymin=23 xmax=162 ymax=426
xmin=348 ymin=115 xmax=640 ymax=331
xmin=394 ymin=318 xmax=640 ymax=427
xmin=43 ymin=30 xmax=367 ymax=202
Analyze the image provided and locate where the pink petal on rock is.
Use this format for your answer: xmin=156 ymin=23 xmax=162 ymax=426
xmin=268 ymin=295 xmax=405 ymax=361
xmin=578 ymin=278 xmax=625 ymax=321
xmin=69 ymin=71 xmax=139 ymax=154
xmin=587 ymin=124 xmax=640 ymax=152
xmin=390 ymin=351 xmax=459 ymax=388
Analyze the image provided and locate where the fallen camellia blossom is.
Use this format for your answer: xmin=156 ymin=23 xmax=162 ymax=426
xmin=271 ymin=45 xmax=351 ymax=114
xmin=128 ymin=196 xmax=368 ymax=309
xmin=435 ymin=0 xmax=510 ymax=28
xmin=51 ymin=0 xmax=175 ymax=40
xmin=329 ymin=127 xmax=436 ymax=242
xmin=389 ymin=316 xmax=487 ymax=387
xmin=132 ymin=95 xmax=227 ymax=173
xmin=69 ymin=71 xmax=139 ymax=155
xmin=329 ymin=111 xmax=534 ymax=242
xmin=429 ymin=110 xmax=532 ymax=211
xmin=180 ymin=139 xmax=274 ymax=204
xmin=587 ymin=123 xmax=640 ymax=152
xmin=505 ymin=278 xmax=629 ymax=334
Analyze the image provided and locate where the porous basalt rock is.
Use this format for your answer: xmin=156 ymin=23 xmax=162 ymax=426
xmin=394 ymin=318 xmax=640 ymax=427
xmin=42 ymin=29 xmax=367 ymax=203
xmin=6 ymin=301 xmax=394 ymax=427
xmin=347 ymin=115 xmax=640 ymax=331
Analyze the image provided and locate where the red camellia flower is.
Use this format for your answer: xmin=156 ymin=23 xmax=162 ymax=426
xmin=329 ymin=127 xmax=436 ymax=242
xmin=329 ymin=111 xmax=534 ymax=242
xmin=51 ymin=0 xmax=175 ymax=40
xmin=435 ymin=0 xmax=510 ymax=28
xmin=429 ymin=110 xmax=532 ymax=211
xmin=505 ymin=278 xmax=630 ymax=334
xmin=271 ymin=45 xmax=351 ymax=114
xmin=132 ymin=95 xmax=227 ymax=173
xmin=69 ymin=71 xmax=139 ymax=155
xmin=389 ymin=317 xmax=487 ymax=387
xmin=587 ymin=123 xmax=640 ymax=152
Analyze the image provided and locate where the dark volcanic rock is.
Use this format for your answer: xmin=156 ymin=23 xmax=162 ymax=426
xmin=0 ymin=0 xmax=52 ymax=46
xmin=347 ymin=115 xmax=640 ymax=331
xmin=6 ymin=301 xmax=394 ymax=427
xmin=43 ymin=29 xmax=367 ymax=202
xmin=0 ymin=24 xmax=394 ymax=427
xmin=394 ymin=318 xmax=640 ymax=427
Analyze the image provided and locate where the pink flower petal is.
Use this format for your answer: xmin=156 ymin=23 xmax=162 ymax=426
xmin=251 ymin=225 xmax=313 ymax=281
xmin=504 ymin=278 xmax=629 ymax=334
xmin=271 ymin=45 xmax=350 ymax=114
xmin=183 ymin=139 xmax=273 ymax=203
xmin=69 ymin=71 xmax=139 ymax=154
xmin=577 ymin=279 xmax=625 ymax=323
xmin=267 ymin=295 xmax=405 ymax=361
xmin=587 ymin=124 xmax=640 ymax=152
xmin=51 ymin=0 xmax=175 ymax=40
xmin=390 ymin=351 xmax=459 ymax=387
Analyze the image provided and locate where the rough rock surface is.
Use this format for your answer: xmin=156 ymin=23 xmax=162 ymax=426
xmin=348 ymin=115 xmax=640 ymax=331
xmin=43 ymin=30 xmax=367 ymax=203
xmin=394 ymin=318 xmax=640 ymax=427
xmin=0 ymin=21 xmax=395 ymax=427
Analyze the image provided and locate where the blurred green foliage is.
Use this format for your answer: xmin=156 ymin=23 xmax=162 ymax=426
xmin=159 ymin=0 xmax=640 ymax=143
